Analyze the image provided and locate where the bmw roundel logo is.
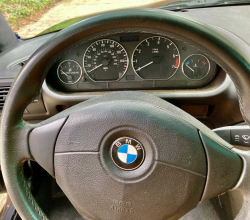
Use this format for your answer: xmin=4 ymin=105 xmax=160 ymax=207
xmin=110 ymin=137 xmax=145 ymax=170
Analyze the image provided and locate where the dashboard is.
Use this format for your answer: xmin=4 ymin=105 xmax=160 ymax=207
xmin=46 ymin=32 xmax=217 ymax=92
xmin=0 ymin=6 xmax=248 ymax=129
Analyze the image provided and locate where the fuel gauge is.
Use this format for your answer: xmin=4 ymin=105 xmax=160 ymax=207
xmin=57 ymin=60 xmax=82 ymax=84
xmin=182 ymin=54 xmax=210 ymax=80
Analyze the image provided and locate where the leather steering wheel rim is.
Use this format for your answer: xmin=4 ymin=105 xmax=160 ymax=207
xmin=1 ymin=8 xmax=250 ymax=220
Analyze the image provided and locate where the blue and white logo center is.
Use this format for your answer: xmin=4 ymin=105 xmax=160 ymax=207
xmin=117 ymin=144 xmax=138 ymax=164
xmin=110 ymin=137 xmax=145 ymax=170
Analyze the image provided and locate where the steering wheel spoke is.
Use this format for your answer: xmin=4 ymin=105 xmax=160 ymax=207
xmin=199 ymin=132 xmax=243 ymax=201
xmin=230 ymin=148 xmax=250 ymax=204
xmin=29 ymin=117 xmax=67 ymax=177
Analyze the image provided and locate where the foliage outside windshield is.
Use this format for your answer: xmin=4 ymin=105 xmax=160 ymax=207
xmin=0 ymin=0 xmax=168 ymax=39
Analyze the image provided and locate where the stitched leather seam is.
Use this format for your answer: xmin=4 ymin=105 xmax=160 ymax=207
xmin=227 ymin=73 xmax=248 ymax=124
xmin=21 ymin=165 xmax=48 ymax=220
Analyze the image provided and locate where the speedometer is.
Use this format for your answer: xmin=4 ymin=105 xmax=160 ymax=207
xmin=83 ymin=39 xmax=128 ymax=81
xmin=132 ymin=36 xmax=180 ymax=80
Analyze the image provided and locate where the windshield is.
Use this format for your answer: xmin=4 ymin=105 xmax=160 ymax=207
xmin=0 ymin=0 xmax=248 ymax=39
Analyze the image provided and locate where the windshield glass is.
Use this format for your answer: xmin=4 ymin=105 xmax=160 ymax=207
xmin=0 ymin=0 xmax=248 ymax=39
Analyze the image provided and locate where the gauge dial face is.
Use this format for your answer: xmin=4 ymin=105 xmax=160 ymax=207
xmin=132 ymin=36 xmax=180 ymax=80
xmin=57 ymin=60 xmax=82 ymax=84
xmin=182 ymin=54 xmax=210 ymax=80
xmin=83 ymin=39 xmax=129 ymax=81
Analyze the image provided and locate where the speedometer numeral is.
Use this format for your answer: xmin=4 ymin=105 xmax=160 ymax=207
xmin=83 ymin=39 xmax=129 ymax=82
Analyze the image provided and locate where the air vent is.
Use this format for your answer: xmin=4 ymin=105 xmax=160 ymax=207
xmin=17 ymin=60 xmax=27 ymax=67
xmin=0 ymin=87 xmax=10 ymax=111
xmin=10 ymin=58 xmax=29 ymax=70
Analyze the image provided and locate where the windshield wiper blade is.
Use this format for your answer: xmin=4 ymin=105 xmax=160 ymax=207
xmin=159 ymin=0 xmax=250 ymax=11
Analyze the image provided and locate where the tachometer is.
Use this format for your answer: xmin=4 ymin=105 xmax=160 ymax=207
xmin=132 ymin=36 xmax=180 ymax=80
xmin=83 ymin=39 xmax=128 ymax=81
xmin=57 ymin=60 xmax=82 ymax=84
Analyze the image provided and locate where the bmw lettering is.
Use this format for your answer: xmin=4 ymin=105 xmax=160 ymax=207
xmin=110 ymin=137 xmax=145 ymax=170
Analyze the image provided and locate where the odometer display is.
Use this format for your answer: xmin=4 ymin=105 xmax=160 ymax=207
xmin=83 ymin=39 xmax=128 ymax=81
xmin=132 ymin=36 xmax=180 ymax=80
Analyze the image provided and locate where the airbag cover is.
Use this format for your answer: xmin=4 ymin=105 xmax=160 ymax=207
xmin=54 ymin=92 xmax=207 ymax=220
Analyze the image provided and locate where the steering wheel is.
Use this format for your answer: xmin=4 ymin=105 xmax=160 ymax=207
xmin=1 ymin=8 xmax=250 ymax=220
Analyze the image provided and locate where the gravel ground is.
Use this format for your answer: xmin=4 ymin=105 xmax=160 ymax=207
xmin=0 ymin=193 xmax=7 ymax=212
xmin=17 ymin=0 xmax=166 ymax=38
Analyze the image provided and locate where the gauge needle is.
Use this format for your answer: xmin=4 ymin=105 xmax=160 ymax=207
xmin=61 ymin=70 xmax=69 ymax=76
xmin=185 ymin=64 xmax=195 ymax=73
xmin=88 ymin=64 xmax=103 ymax=73
xmin=136 ymin=61 xmax=153 ymax=71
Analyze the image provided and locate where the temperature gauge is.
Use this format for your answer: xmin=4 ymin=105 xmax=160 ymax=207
xmin=57 ymin=60 xmax=82 ymax=84
xmin=182 ymin=54 xmax=210 ymax=80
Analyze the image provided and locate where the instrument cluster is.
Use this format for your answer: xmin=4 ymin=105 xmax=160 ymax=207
xmin=47 ymin=33 xmax=217 ymax=92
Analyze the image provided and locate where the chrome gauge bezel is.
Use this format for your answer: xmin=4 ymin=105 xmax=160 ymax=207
xmin=182 ymin=54 xmax=211 ymax=81
xmin=57 ymin=60 xmax=83 ymax=85
xmin=131 ymin=36 xmax=180 ymax=80
xmin=83 ymin=39 xmax=129 ymax=82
